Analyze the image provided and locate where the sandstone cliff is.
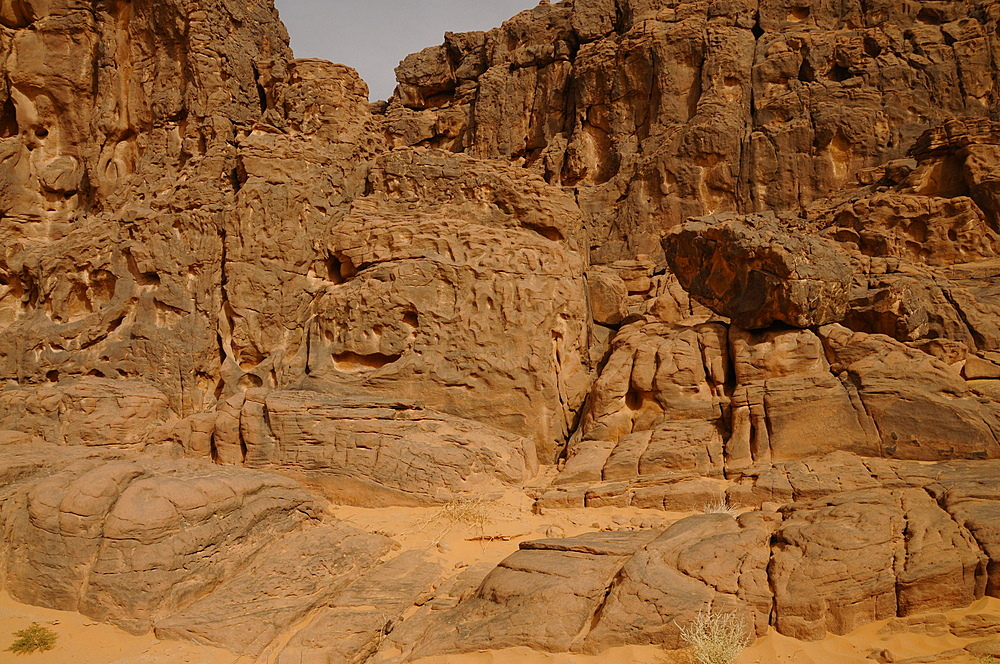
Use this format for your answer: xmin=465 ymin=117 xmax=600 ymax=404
xmin=3 ymin=0 xmax=1000 ymax=661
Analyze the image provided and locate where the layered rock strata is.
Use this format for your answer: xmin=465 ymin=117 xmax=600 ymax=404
xmin=3 ymin=0 xmax=1000 ymax=661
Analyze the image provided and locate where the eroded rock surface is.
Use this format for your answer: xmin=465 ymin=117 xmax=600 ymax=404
xmin=4 ymin=0 xmax=1000 ymax=661
xmin=1 ymin=457 xmax=325 ymax=634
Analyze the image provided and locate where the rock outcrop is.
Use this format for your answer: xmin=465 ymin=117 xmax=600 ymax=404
xmin=3 ymin=0 xmax=1000 ymax=661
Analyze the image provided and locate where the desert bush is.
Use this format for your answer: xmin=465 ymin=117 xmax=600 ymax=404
xmin=411 ymin=495 xmax=506 ymax=545
xmin=6 ymin=622 xmax=57 ymax=654
xmin=678 ymin=610 xmax=751 ymax=664
xmin=702 ymin=498 xmax=738 ymax=515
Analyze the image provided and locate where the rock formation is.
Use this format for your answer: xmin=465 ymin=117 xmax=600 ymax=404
xmin=3 ymin=0 xmax=1000 ymax=661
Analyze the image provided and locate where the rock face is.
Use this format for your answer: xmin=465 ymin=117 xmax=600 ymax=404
xmin=4 ymin=0 xmax=1000 ymax=661
xmin=231 ymin=389 xmax=539 ymax=505
xmin=386 ymin=0 xmax=1000 ymax=262
xmin=394 ymin=467 xmax=1000 ymax=658
xmin=663 ymin=213 xmax=854 ymax=328
xmin=1 ymin=456 xmax=326 ymax=634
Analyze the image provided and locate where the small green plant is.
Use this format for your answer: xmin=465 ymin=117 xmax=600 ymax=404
xmin=6 ymin=622 xmax=57 ymax=654
xmin=677 ymin=610 xmax=751 ymax=664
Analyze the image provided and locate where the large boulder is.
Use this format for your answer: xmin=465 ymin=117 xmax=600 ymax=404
xmin=218 ymin=389 xmax=539 ymax=505
xmin=1 ymin=457 xmax=326 ymax=634
xmin=663 ymin=214 xmax=853 ymax=329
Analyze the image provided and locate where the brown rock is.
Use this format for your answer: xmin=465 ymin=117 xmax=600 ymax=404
xmin=727 ymin=326 xmax=877 ymax=469
xmin=401 ymin=531 xmax=660 ymax=658
xmin=582 ymin=513 xmax=776 ymax=651
xmin=0 ymin=378 xmax=176 ymax=447
xmin=230 ymin=389 xmax=539 ymax=505
xmin=770 ymin=488 xmax=986 ymax=640
xmin=154 ymin=526 xmax=397 ymax=656
xmin=304 ymin=198 xmax=589 ymax=462
xmin=587 ymin=268 xmax=630 ymax=325
xmin=3 ymin=457 xmax=324 ymax=634
xmin=820 ymin=324 xmax=1000 ymax=461
xmin=385 ymin=1 xmax=1000 ymax=263
xmin=0 ymin=0 xmax=294 ymax=413
xmin=276 ymin=550 xmax=443 ymax=664
xmin=663 ymin=213 xmax=853 ymax=329
xmin=950 ymin=612 xmax=1000 ymax=638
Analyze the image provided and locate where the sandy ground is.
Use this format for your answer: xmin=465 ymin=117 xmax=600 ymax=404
xmin=2 ymin=492 xmax=998 ymax=664
xmin=0 ymin=591 xmax=238 ymax=664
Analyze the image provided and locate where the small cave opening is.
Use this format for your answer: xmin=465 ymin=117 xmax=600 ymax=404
xmin=332 ymin=351 xmax=402 ymax=372
xmin=46 ymin=370 xmax=59 ymax=382
xmin=787 ymin=6 xmax=810 ymax=21
xmin=916 ymin=7 xmax=945 ymax=25
xmin=251 ymin=63 xmax=268 ymax=115
xmin=238 ymin=373 xmax=264 ymax=389
xmin=826 ymin=64 xmax=854 ymax=82
xmin=0 ymin=97 xmax=17 ymax=138
xmin=864 ymin=36 xmax=883 ymax=58
xmin=325 ymin=253 xmax=358 ymax=283
xmin=798 ymin=58 xmax=816 ymax=83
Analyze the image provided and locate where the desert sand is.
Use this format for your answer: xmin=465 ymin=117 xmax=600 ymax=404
xmin=5 ymin=494 xmax=1000 ymax=664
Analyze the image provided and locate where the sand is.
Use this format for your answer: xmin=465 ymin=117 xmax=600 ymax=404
xmin=0 ymin=590 xmax=239 ymax=664
xmin=2 ymin=494 xmax=998 ymax=664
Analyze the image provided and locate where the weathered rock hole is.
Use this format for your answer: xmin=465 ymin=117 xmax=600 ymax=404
xmin=91 ymin=270 xmax=119 ymax=304
xmin=826 ymin=64 xmax=854 ymax=82
xmin=325 ymin=256 xmax=345 ymax=284
xmin=799 ymin=58 xmax=816 ymax=82
xmin=251 ymin=62 xmax=268 ymax=114
xmin=137 ymin=271 xmax=160 ymax=286
xmin=916 ymin=7 xmax=944 ymax=24
xmin=864 ymin=37 xmax=882 ymax=57
xmin=34 ymin=127 xmax=48 ymax=139
xmin=332 ymin=351 xmax=402 ymax=372
xmin=326 ymin=253 xmax=357 ymax=283
xmin=239 ymin=373 xmax=263 ymax=389
xmin=625 ymin=389 xmax=643 ymax=411
xmin=403 ymin=311 xmax=419 ymax=328
xmin=787 ymin=6 xmax=810 ymax=21
xmin=532 ymin=226 xmax=564 ymax=242
xmin=0 ymin=97 xmax=17 ymax=138
xmin=46 ymin=370 xmax=59 ymax=382
xmin=907 ymin=219 xmax=929 ymax=243
xmin=751 ymin=17 xmax=764 ymax=39
xmin=57 ymin=282 xmax=93 ymax=322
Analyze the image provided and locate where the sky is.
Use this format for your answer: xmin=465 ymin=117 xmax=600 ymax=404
xmin=273 ymin=0 xmax=540 ymax=101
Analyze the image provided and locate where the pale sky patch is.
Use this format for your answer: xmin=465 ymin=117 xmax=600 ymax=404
xmin=274 ymin=0 xmax=540 ymax=101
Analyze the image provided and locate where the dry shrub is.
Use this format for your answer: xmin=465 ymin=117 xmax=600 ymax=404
xmin=701 ymin=499 xmax=738 ymax=515
xmin=678 ymin=611 xmax=752 ymax=664
xmin=412 ymin=495 xmax=508 ymax=545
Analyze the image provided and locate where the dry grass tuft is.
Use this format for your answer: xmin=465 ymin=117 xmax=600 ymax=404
xmin=702 ymin=498 xmax=738 ymax=515
xmin=411 ymin=495 xmax=512 ymax=546
xmin=437 ymin=496 xmax=498 ymax=531
xmin=677 ymin=610 xmax=752 ymax=664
